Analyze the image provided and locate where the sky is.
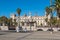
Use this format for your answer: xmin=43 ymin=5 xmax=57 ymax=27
xmin=0 ymin=0 xmax=53 ymax=18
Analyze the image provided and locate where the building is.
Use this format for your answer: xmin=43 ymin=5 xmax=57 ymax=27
xmin=10 ymin=12 xmax=51 ymax=31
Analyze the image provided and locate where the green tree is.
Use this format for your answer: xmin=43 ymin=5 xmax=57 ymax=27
xmin=13 ymin=19 xmax=17 ymax=26
xmin=51 ymin=0 xmax=60 ymax=18
xmin=16 ymin=8 xmax=21 ymax=16
xmin=0 ymin=16 xmax=8 ymax=26
xmin=45 ymin=7 xmax=53 ymax=26
xmin=55 ymin=0 xmax=60 ymax=18
xmin=16 ymin=8 xmax=21 ymax=28
xmin=48 ymin=0 xmax=60 ymax=26
xmin=45 ymin=7 xmax=51 ymax=16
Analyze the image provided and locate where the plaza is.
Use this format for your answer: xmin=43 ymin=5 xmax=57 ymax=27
xmin=0 ymin=0 xmax=60 ymax=40
xmin=0 ymin=31 xmax=60 ymax=40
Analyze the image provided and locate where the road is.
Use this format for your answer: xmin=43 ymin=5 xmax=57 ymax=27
xmin=0 ymin=31 xmax=60 ymax=40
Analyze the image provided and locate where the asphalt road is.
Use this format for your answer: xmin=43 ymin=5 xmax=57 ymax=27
xmin=0 ymin=31 xmax=60 ymax=40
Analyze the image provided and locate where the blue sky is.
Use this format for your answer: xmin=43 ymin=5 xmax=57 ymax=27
xmin=0 ymin=0 xmax=52 ymax=18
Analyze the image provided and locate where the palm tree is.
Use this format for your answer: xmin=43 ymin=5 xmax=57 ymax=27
xmin=46 ymin=7 xmax=51 ymax=16
xmin=45 ymin=6 xmax=54 ymax=34
xmin=49 ymin=0 xmax=60 ymax=27
xmin=16 ymin=8 xmax=21 ymax=26
xmin=55 ymin=0 xmax=60 ymax=19
xmin=17 ymin=8 xmax=21 ymax=25
xmin=45 ymin=7 xmax=52 ymax=26
xmin=51 ymin=0 xmax=60 ymax=19
xmin=16 ymin=8 xmax=21 ymax=16
xmin=45 ymin=0 xmax=54 ymax=26
xmin=16 ymin=8 xmax=21 ymax=32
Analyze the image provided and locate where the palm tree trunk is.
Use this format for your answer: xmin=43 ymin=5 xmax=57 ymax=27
xmin=50 ymin=9 xmax=53 ymax=34
xmin=18 ymin=15 xmax=20 ymax=30
xmin=18 ymin=16 xmax=20 ymax=25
